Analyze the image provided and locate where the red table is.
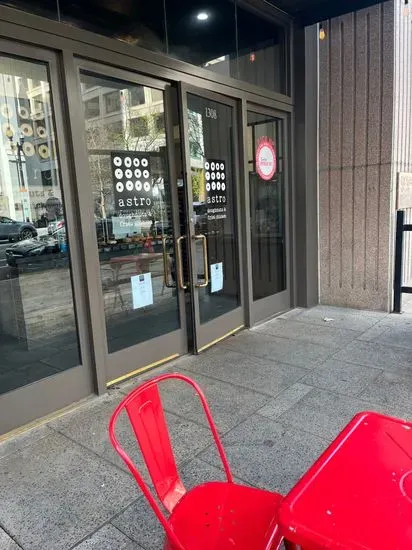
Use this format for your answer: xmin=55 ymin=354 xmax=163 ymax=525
xmin=279 ymin=412 xmax=412 ymax=550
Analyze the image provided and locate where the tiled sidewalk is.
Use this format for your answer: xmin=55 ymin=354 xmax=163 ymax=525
xmin=1 ymin=304 xmax=412 ymax=549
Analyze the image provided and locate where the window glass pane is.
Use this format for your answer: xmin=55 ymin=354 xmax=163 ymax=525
xmin=166 ymin=0 xmax=287 ymax=93
xmin=247 ymin=111 xmax=286 ymax=300
xmin=84 ymin=97 xmax=100 ymax=119
xmin=80 ymin=72 xmax=180 ymax=354
xmin=6 ymin=0 xmax=288 ymax=95
xmin=187 ymin=94 xmax=240 ymax=323
xmin=237 ymin=5 xmax=287 ymax=94
xmin=0 ymin=55 xmax=81 ymax=395
xmin=130 ymin=117 xmax=149 ymax=138
xmin=3 ymin=0 xmax=168 ymax=54
xmin=104 ymin=90 xmax=121 ymax=114
xmin=167 ymin=0 xmax=236 ymax=79
xmin=129 ymin=86 xmax=145 ymax=107
xmin=151 ymin=89 xmax=163 ymax=103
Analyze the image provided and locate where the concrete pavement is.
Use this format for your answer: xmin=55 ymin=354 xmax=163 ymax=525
xmin=1 ymin=304 xmax=412 ymax=549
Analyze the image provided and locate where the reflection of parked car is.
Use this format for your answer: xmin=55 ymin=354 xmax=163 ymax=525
xmin=47 ymin=218 xmax=65 ymax=234
xmin=0 ymin=216 xmax=38 ymax=242
xmin=48 ymin=217 xmax=115 ymax=241
xmin=5 ymin=227 xmax=65 ymax=268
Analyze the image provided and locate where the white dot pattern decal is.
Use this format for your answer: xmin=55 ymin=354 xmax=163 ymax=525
xmin=203 ymin=158 xmax=227 ymax=219
xmin=112 ymin=153 xmax=152 ymax=211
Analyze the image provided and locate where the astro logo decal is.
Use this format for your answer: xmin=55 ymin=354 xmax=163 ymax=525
xmin=204 ymin=159 xmax=227 ymax=220
xmin=111 ymin=152 xmax=152 ymax=211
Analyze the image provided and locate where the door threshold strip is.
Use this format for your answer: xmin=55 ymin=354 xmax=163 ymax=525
xmin=197 ymin=325 xmax=244 ymax=352
xmin=106 ymin=353 xmax=180 ymax=387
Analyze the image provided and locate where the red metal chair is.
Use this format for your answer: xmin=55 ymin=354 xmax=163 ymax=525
xmin=108 ymin=373 xmax=286 ymax=550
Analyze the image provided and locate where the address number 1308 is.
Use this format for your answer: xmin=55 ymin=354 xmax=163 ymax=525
xmin=205 ymin=107 xmax=217 ymax=119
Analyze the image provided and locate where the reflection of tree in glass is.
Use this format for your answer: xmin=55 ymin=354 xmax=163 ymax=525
xmin=187 ymin=110 xmax=204 ymax=160
xmin=191 ymin=170 xmax=202 ymax=202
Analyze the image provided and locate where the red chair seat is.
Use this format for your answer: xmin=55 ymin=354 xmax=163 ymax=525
xmin=166 ymin=482 xmax=283 ymax=550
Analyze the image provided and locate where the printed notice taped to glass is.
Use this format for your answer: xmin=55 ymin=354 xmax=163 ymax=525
xmin=131 ymin=273 xmax=153 ymax=309
xmin=210 ymin=262 xmax=224 ymax=293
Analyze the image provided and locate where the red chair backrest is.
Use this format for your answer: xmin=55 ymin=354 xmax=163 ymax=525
xmin=125 ymin=383 xmax=185 ymax=512
xmin=109 ymin=373 xmax=233 ymax=549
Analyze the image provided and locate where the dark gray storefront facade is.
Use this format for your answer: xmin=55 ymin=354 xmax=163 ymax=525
xmin=0 ymin=0 xmax=405 ymax=435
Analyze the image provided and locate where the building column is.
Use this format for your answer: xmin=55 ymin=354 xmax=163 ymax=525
xmin=293 ymin=23 xmax=319 ymax=308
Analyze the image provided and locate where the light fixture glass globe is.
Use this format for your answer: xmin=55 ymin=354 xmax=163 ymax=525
xmin=196 ymin=12 xmax=209 ymax=21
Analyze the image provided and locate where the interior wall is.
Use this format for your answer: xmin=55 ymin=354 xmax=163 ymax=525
xmin=318 ymin=1 xmax=395 ymax=311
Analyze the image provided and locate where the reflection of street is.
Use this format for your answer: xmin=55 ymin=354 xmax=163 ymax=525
xmin=0 ymin=230 xmax=47 ymax=267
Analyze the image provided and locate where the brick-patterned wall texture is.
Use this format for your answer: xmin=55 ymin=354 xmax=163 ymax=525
xmin=318 ymin=2 xmax=395 ymax=311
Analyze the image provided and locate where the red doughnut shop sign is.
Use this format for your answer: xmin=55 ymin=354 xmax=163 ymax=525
xmin=256 ymin=137 xmax=277 ymax=181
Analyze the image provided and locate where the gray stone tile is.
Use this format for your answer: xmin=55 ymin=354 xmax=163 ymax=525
xmin=277 ymin=388 xmax=407 ymax=442
xmin=180 ymin=348 xmax=308 ymax=397
xmin=112 ymin=498 xmax=165 ymax=550
xmin=256 ymin=319 xmax=360 ymax=349
xmin=200 ymin=414 xmax=326 ymax=494
xmin=376 ymin=311 xmax=412 ymax=326
xmin=279 ymin=306 xmax=386 ymax=332
xmin=0 ymin=432 xmax=139 ymax=550
xmin=334 ymin=340 xmax=412 ymax=376
xmin=0 ymin=424 xmax=53 ymax=460
xmin=180 ymin=457 xmax=228 ymax=489
xmin=258 ymin=383 xmax=313 ymax=419
xmin=357 ymin=324 xmax=391 ymax=342
xmin=72 ymin=524 xmax=142 ymax=550
xmin=357 ymin=323 xmax=412 ymax=350
xmin=158 ymin=370 xmax=270 ymax=432
xmin=359 ymin=371 xmax=412 ymax=415
xmin=301 ymin=359 xmax=382 ymax=397
xmin=222 ymin=331 xmax=334 ymax=368
xmin=404 ymin=304 xmax=412 ymax=314
xmin=50 ymin=392 xmax=213 ymax=479
xmin=0 ymin=529 xmax=21 ymax=550
xmin=276 ymin=308 xmax=305 ymax=320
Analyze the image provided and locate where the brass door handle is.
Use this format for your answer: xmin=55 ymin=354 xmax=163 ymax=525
xmin=194 ymin=234 xmax=209 ymax=288
xmin=176 ymin=235 xmax=188 ymax=290
xmin=161 ymin=236 xmax=175 ymax=289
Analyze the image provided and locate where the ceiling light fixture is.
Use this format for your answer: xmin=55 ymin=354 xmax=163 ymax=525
xmin=319 ymin=23 xmax=326 ymax=41
xmin=196 ymin=12 xmax=209 ymax=21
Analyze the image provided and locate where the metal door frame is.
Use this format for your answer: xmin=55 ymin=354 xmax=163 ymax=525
xmin=0 ymin=40 xmax=94 ymax=434
xmin=242 ymin=102 xmax=292 ymax=326
xmin=0 ymin=5 xmax=299 ymax=433
xmin=65 ymin=57 xmax=189 ymax=386
xmin=179 ymin=83 xmax=245 ymax=352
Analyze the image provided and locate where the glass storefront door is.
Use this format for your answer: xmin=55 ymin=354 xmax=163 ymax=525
xmin=0 ymin=42 xmax=94 ymax=434
xmin=180 ymin=86 xmax=244 ymax=351
xmin=247 ymin=108 xmax=290 ymax=321
xmin=75 ymin=62 xmax=188 ymax=385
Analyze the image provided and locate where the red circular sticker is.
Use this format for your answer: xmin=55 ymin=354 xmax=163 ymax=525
xmin=256 ymin=137 xmax=277 ymax=181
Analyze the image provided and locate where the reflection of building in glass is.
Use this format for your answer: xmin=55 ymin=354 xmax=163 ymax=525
xmin=0 ymin=60 xmax=62 ymax=225
xmin=82 ymin=81 xmax=167 ymax=224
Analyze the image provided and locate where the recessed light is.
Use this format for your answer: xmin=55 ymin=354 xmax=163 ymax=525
xmin=196 ymin=12 xmax=209 ymax=21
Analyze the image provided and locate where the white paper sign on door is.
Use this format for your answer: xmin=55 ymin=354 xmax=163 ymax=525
xmin=210 ymin=262 xmax=224 ymax=293
xmin=131 ymin=273 xmax=153 ymax=309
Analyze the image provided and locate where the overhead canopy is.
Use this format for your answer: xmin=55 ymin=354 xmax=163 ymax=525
xmin=265 ymin=0 xmax=387 ymax=25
